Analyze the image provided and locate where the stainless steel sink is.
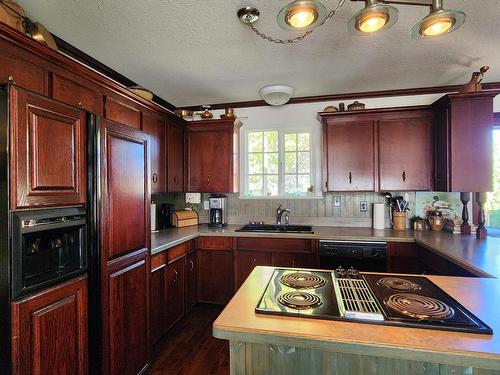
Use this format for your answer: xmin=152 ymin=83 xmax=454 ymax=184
xmin=236 ymin=223 xmax=313 ymax=233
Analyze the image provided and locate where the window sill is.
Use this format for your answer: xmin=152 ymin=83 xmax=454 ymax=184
xmin=238 ymin=195 xmax=324 ymax=200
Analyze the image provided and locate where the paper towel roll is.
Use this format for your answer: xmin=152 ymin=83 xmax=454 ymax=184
xmin=151 ymin=202 xmax=158 ymax=233
xmin=373 ymin=203 xmax=385 ymax=230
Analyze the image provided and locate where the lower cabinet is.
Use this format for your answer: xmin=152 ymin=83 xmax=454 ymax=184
xmin=387 ymin=242 xmax=423 ymax=274
xmin=150 ymin=264 xmax=165 ymax=345
xmin=196 ymin=249 xmax=234 ymax=304
xmin=186 ymin=251 xmax=197 ymax=312
xmin=164 ymin=257 xmax=186 ymax=330
xmin=236 ymin=251 xmax=272 ymax=288
xmin=274 ymin=252 xmax=318 ymax=269
xmin=11 ymin=275 xmax=88 ymax=375
xmin=419 ymin=247 xmax=476 ymax=277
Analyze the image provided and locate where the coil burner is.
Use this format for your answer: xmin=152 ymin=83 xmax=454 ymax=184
xmin=280 ymin=272 xmax=327 ymax=289
xmin=377 ymin=277 xmax=422 ymax=291
xmin=278 ymin=291 xmax=322 ymax=310
xmin=385 ymin=293 xmax=454 ymax=320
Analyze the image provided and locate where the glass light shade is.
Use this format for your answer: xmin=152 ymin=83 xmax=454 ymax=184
xmin=348 ymin=2 xmax=399 ymax=34
xmin=259 ymin=85 xmax=294 ymax=106
xmin=277 ymin=1 xmax=327 ymax=31
xmin=411 ymin=8 xmax=465 ymax=38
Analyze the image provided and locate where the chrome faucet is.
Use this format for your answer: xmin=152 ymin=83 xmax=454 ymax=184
xmin=276 ymin=205 xmax=292 ymax=225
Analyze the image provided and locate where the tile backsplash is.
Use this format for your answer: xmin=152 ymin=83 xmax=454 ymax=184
xmin=153 ymin=192 xmax=417 ymax=228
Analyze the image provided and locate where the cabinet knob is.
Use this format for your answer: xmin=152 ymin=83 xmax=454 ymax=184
xmin=402 ymin=171 xmax=406 ymax=182
xmin=349 ymin=172 xmax=352 ymax=184
xmin=152 ymin=173 xmax=158 ymax=183
xmin=207 ymin=176 xmax=211 ymax=184
xmin=188 ymin=259 xmax=194 ymax=271
xmin=291 ymin=260 xmax=295 ymax=267
xmin=173 ymin=269 xmax=178 ymax=283
xmin=252 ymin=258 xmax=256 ymax=264
xmin=8 ymin=75 xmax=15 ymax=84
xmin=174 ymin=176 xmax=180 ymax=184
xmin=77 ymin=101 xmax=83 ymax=107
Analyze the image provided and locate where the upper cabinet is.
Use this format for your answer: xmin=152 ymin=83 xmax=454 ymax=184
xmin=320 ymin=107 xmax=434 ymax=192
xmin=52 ymin=71 xmax=103 ymax=115
xmin=142 ymin=111 xmax=166 ymax=193
xmin=186 ymin=118 xmax=242 ymax=193
xmin=167 ymin=119 xmax=185 ymax=192
xmin=104 ymin=92 xmax=141 ymax=129
xmin=378 ymin=110 xmax=433 ymax=191
xmin=9 ymin=86 xmax=87 ymax=209
xmin=433 ymin=92 xmax=497 ymax=192
xmin=0 ymin=50 xmax=48 ymax=95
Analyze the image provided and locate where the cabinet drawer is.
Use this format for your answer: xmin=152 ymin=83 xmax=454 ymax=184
xmin=236 ymin=238 xmax=312 ymax=253
xmin=52 ymin=73 xmax=102 ymax=114
xmin=151 ymin=252 xmax=167 ymax=271
xmin=168 ymin=242 xmax=188 ymax=262
xmin=197 ymin=236 xmax=233 ymax=250
xmin=0 ymin=52 xmax=47 ymax=95
xmin=104 ymin=95 xmax=141 ymax=129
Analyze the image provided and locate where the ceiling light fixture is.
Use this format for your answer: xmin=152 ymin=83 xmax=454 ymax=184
xmin=410 ymin=0 xmax=465 ymax=38
xmin=348 ymin=0 xmax=398 ymax=34
xmin=259 ymin=85 xmax=294 ymax=106
xmin=277 ymin=1 xmax=328 ymax=31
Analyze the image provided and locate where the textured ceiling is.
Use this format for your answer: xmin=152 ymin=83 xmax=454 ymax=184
xmin=15 ymin=0 xmax=500 ymax=107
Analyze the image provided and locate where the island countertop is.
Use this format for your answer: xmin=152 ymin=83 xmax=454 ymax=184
xmin=151 ymin=225 xmax=500 ymax=278
xmin=212 ymin=266 xmax=500 ymax=370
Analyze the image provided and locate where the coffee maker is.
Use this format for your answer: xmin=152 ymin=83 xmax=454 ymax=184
xmin=209 ymin=195 xmax=227 ymax=227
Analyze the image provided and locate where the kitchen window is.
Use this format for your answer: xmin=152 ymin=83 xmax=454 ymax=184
xmin=243 ymin=129 xmax=314 ymax=198
xmin=485 ymin=127 xmax=500 ymax=237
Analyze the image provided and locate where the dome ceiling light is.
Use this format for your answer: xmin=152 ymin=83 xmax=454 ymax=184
xmin=236 ymin=0 xmax=465 ymax=44
xmin=259 ymin=85 xmax=294 ymax=106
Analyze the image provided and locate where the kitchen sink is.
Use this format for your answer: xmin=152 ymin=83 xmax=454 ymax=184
xmin=236 ymin=223 xmax=313 ymax=233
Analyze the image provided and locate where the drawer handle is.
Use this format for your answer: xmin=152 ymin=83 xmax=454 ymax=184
xmin=174 ymin=269 xmax=178 ymax=283
xmin=207 ymin=176 xmax=211 ymax=184
xmin=402 ymin=171 xmax=406 ymax=182
xmin=77 ymin=101 xmax=83 ymax=107
xmin=153 ymin=173 xmax=158 ymax=183
xmin=188 ymin=259 xmax=194 ymax=271
xmin=174 ymin=175 xmax=180 ymax=184
xmin=252 ymin=258 xmax=256 ymax=264
xmin=291 ymin=260 xmax=295 ymax=267
xmin=349 ymin=172 xmax=352 ymax=184
xmin=8 ymin=75 xmax=15 ymax=84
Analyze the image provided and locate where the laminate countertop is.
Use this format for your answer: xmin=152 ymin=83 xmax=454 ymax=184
xmin=151 ymin=225 xmax=500 ymax=278
xmin=213 ymin=266 xmax=500 ymax=370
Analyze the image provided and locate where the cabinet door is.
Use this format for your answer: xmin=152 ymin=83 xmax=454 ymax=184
xmin=105 ymin=250 xmax=149 ymax=375
xmin=142 ymin=113 xmax=166 ymax=193
xmin=186 ymin=251 xmax=197 ymax=312
xmin=150 ymin=265 xmax=165 ymax=345
xmin=9 ymin=87 xmax=87 ymax=209
xmin=104 ymin=95 xmax=141 ymax=129
xmin=325 ymin=121 xmax=374 ymax=191
xmin=378 ymin=114 xmax=433 ymax=191
xmin=236 ymin=251 xmax=272 ymax=288
xmin=11 ymin=276 xmax=88 ymax=375
xmin=164 ymin=257 xmax=185 ymax=331
xmin=274 ymin=253 xmax=317 ymax=269
xmin=0 ymin=51 xmax=47 ymax=95
xmin=196 ymin=250 xmax=234 ymax=304
xmin=52 ymin=72 xmax=102 ymax=114
xmin=99 ymin=119 xmax=150 ymax=260
xmin=167 ymin=121 xmax=184 ymax=192
xmin=187 ymin=130 xmax=230 ymax=192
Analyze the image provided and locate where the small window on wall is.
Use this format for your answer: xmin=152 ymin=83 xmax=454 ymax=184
xmin=485 ymin=128 xmax=500 ymax=236
xmin=244 ymin=130 xmax=313 ymax=198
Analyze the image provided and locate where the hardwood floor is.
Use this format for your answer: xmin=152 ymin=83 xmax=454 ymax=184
xmin=150 ymin=304 xmax=230 ymax=375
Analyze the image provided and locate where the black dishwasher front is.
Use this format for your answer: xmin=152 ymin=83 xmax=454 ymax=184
xmin=319 ymin=240 xmax=387 ymax=272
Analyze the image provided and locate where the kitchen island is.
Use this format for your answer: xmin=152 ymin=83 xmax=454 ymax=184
xmin=213 ymin=266 xmax=500 ymax=374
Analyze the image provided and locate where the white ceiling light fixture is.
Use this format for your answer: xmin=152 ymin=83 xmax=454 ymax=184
xmin=410 ymin=0 xmax=465 ymax=38
xmin=259 ymin=85 xmax=294 ymax=106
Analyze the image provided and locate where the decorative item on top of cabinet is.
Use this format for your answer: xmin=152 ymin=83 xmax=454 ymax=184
xmin=11 ymin=275 xmax=88 ymax=375
xmin=347 ymin=100 xmax=365 ymax=111
xmin=166 ymin=119 xmax=185 ymax=192
xmin=186 ymin=118 xmax=242 ymax=193
xmin=460 ymin=66 xmax=489 ymax=93
xmin=9 ymin=86 xmax=87 ymax=209
xmin=0 ymin=0 xmax=25 ymax=33
xmin=432 ymin=91 xmax=497 ymax=192
xmin=142 ymin=111 xmax=166 ymax=193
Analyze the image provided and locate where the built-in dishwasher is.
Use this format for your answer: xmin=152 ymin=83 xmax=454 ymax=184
xmin=318 ymin=240 xmax=387 ymax=272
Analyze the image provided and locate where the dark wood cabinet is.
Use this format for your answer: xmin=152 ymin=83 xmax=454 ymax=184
xmin=235 ymin=251 xmax=272 ymax=288
xmin=419 ymin=247 xmax=476 ymax=277
xmin=142 ymin=112 xmax=166 ymax=193
xmin=104 ymin=94 xmax=141 ymax=129
xmin=196 ymin=249 xmax=234 ymax=304
xmin=11 ymin=276 xmax=88 ymax=375
xmin=52 ymin=72 xmax=102 ymax=115
xmin=0 ymin=51 xmax=47 ymax=95
xmin=186 ymin=119 xmax=241 ymax=193
xmin=378 ymin=110 xmax=433 ymax=191
xmin=9 ymin=86 xmax=87 ymax=209
xmin=323 ymin=120 xmax=375 ymax=191
xmin=167 ymin=120 xmax=185 ymax=192
xmin=386 ymin=242 xmax=423 ymax=274
xmin=150 ymin=263 xmax=165 ymax=345
xmin=186 ymin=251 xmax=197 ymax=312
xmin=432 ymin=92 xmax=497 ymax=192
xmin=274 ymin=252 xmax=317 ymax=269
xmin=99 ymin=119 xmax=150 ymax=375
xmin=164 ymin=257 xmax=186 ymax=330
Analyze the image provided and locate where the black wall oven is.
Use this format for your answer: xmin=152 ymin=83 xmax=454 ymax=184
xmin=11 ymin=207 xmax=87 ymax=299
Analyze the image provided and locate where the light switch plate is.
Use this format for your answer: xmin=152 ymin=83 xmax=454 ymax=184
xmin=186 ymin=193 xmax=201 ymax=204
xmin=203 ymin=200 xmax=209 ymax=210
xmin=360 ymin=201 xmax=368 ymax=212
xmin=334 ymin=196 xmax=341 ymax=207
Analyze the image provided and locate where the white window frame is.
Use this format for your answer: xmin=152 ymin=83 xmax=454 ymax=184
xmin=241 ymin=128 xmax=319 ymax=199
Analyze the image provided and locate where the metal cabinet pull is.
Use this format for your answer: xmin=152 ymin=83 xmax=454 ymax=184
xmin=188 ymin=259 xmax=194 ymax=271
xmin=402 ymin=171 xmax=406 ymax=182
xmin=152 ymin=173 xmax=158 ymax=183
xmin=252 ymin=258 xmax=256 ymax=264
xmin=77 ymin=101 xmax=83 ymax=107
xmin=349 ymin=172 xmax=352 ymax=184
xmin=173 ymin=269 xmax=178 ymax=283
xmin=207 ymin=176 xmax=211 ymax=184
xmin=174 ymin=175 xmax=180 ymax=184
xmin=291 ymin=260 xmax=295 ymax=267
xmin=8 ymin=75 xmax=15 ymax=84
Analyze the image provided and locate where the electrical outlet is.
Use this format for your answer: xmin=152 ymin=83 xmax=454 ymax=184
xmin=333 ymin=196 xmax=341 ymax=207
xmin=360 ymin=201 xmax=368 ymax=212
xmin=186 ymin=193 xmax=201 ymax=204
xmin=203 ymin=201 xmax=209 ymax=210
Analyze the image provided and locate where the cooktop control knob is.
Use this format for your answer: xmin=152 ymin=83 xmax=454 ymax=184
xmin=335 ymin=266 xmax=346 ymax=278
xmin=347 ymin=267 xmax=360 ymax=278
